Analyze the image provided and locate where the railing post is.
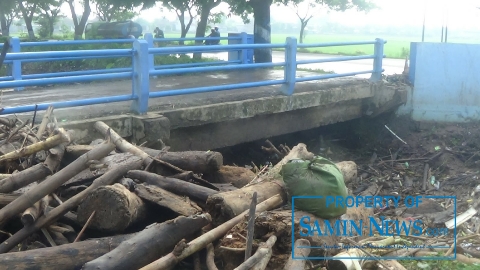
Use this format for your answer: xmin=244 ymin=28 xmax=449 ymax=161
xmin=143 ymin=33 xmax=155 ymax=72
xmin=131 ymin=39 xmax=150 ymax=115
xmin=281 ymin=37 xmax=297 ymax=95
xmin=10 ymin=37 xmax=23 ymax=91
xmin=240 ymin=32 xmax=248 ymax=64
xmin=370 ymin=38 xmax=385 ymax=82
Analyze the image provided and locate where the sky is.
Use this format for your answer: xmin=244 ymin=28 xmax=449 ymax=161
xmin=62 ymin=0 xmax=480 ymax=30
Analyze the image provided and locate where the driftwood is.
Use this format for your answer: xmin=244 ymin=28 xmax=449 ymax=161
xmin=127 ymin=170 xmax=218 ymax=202
xmin=140 ymin=194 xmax=284 ymax=270
xmin=0 ymin=155 xmax=142 ymax=253
xmin=0 ymin=163 xmax=51 ymax=193
xmin=21 ymin=200 xmax=44 ymax=226
xmin=283 ymin=239 xmax=311 ymax=270
xmin=0 ymin=129 xmax=71 ymax=164
xmin=206 ymin=243 xmax=219 ymax=270
xmin=0 ymin=142 xmax=115 ymax=226
xmin=204 ymin=165 xmax=256 ymax=188
xmin=0 ymin=233 xmax=134 ymax=270
xmin=82 ymin=214 xmax=212 ymax=270
xmin=0 ymin=193 xmax=20 ymax=207
xmin=207 ymin=144 xmax=358 ymax=226
xmin=94 ymin=121 xmax=152 ymax=166
xmin=143 ymin=148 xmax=224 ymax=174
xmin=235 ymin=235 xmax=277 ymax=270
xmin=135 ymin=183 xmax=201 ymax=216
xmin=207 ymin=180 xmax=286 ymax=226
xmin=77 ymin=183 xmax=147 ymax=232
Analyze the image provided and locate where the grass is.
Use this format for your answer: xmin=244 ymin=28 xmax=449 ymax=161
xmin=164 ymin=33 xmax=412 ymax=59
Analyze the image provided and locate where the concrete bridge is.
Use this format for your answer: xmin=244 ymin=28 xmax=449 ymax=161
xmin=3 ymin=70 xmax=407 ymax=151
xmin=0 ymin=36 xmax=408 ymax=151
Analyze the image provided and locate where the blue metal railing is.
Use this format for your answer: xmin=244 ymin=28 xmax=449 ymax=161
xmin=0 ymin=34 xmax=386 ymax=115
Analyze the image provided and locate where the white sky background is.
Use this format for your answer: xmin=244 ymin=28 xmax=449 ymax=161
xmin=62 ymin=0 xmax=480 ymax=30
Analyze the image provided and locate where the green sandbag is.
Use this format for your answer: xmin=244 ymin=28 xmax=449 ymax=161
xmin=281 ymin=156 xmax=347 ymax=219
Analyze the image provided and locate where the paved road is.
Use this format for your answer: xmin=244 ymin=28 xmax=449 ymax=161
xmin=200 ymin=51 xmax=405 ymax=78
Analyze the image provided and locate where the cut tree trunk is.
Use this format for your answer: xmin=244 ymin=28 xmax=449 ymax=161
xmin=0 ymin=163 xmax=51 ymax=193
xmin=140 ymin=147 xmax=224 ymax=174
xmin=0 ymin=233 xmax=134 ymax=270
xmin=82 ymin=214 xmax=212 ymax=270
xmin=0 ymin=154 xmax=142 ymax=254
xmin=203 ymin=165 xmax=256 ymax=188
xmin=0 ymin=193 xmax=20 ymax=207
xmin=134 ymin=183 xmax=201 ymax=216
xmin=0 ymin=142 xmax=115 ymax=226
xmin=206 ymin=180 xmax=287 ymax=226
xmin=77 ymin=183 xmax=147 ymax=233
xmin=127 ymin=170 xmax=218 ymax=202
xmin=139 ymin=195 xmax=283 ymax=270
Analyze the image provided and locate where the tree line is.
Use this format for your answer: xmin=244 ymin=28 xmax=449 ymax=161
xmin=0 ymin=0 xmax=375 ymax=62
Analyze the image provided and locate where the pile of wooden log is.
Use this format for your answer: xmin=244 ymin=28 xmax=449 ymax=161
xmin=0 ymin=107 xmax=367 ymax=270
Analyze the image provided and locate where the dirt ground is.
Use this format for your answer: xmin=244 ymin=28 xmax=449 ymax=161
xmin=217 ymin=113 xmax=480 ymax=269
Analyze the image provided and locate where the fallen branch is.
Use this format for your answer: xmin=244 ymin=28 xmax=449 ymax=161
xmin=250 ymin=236 xmax=276 ymax=270
xmin=234 ymin=235 xmax=277 ymax=270
xmin=0 ymin=129 xmax=71 ymax=164
xmin=206 ymin=244 xmax=219 ymax=270
xmin=82 ymin=214 xmax=212 ymax=270
xmin=0 ymin=154 xmax=142 ymax=253
xmin=283 ymin=239 xmax=311 ymax=270
xmin=0 ymin=233 xmax=134 ymax=270
xmin=139 ymin=194 xmax=284 ymax=270
xmin=0 ymin=142 xmax=115 ymax=226
xmin=127 ymin=170 xmax=218 ymax=203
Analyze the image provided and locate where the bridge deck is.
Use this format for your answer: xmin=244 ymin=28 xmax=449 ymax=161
xmin=1 ymin=70 xmax=367 ymax=121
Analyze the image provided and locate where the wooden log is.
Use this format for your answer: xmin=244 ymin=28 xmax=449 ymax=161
xmin=21 ymin=200 xmax=43 ymax=226
xmin=0 ymin=233 xmax=135 ymax=270
xmin=0 ymin=193 xmax=20 ymax=207
xmin=62 ymin=152 xmax=139 ymax=187
xmin=135 ymin=183 xmax=201 ymax=216
xmin=0 ymin=174 xmax=10 ymax=180
xmin=283 ymin=239 xmax=311 ymax=270
xmin=0 ymin=148 xmax=140 ymax=254
xmin=82 ymin=214 xmax=212 ymax=270
xmin=206 ymin=243 xmax=219 ymax=270
xmin=235 ymin=235 xmax=276 ymax=270
xmin=0 ymin=163 xmax=51 ymax=193
xmin=146 ymin=149 xmax=224 ymax=173
xmin=203 ymin=165 xmax=256 ymax=188
xmin=65 ymin=144 xmax=94 ymax=159
xmin=77 ymin=183 xmax=147 ymax=233
xmin=139 ymin=195 xmax=283 ymax=270
xmin=127 ymin=170 xmax=218 ymax=202
xmin=0 ymin=142 xmax=115 ymax=226
xmin=206 ymin=180 xmax=287 ymax=226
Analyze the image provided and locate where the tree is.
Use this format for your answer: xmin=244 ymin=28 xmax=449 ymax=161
xmin=288 ymin=0 xmax=375 ymax=43
xmin=193 ymin=0 xmax=222 ymax=47
xmin=17 ymin=0 xmax=40 ymax=39
xmin=36 ymin=0 xmax=64 ymax=38
xmin=93 ymin=0 xmax=137 ymax=22
xmin=67 ymin=0 xmax=91 ymax=39
xmin=161 ymin=0 xmax=197 ymax=44
xmin=0 ymin=0 xmax=17 ymax=36
xmin=226 ymin=0 xmax=274 ymax=63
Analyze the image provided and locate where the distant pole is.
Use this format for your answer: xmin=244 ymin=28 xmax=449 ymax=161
xmin=444 ymin=4 xmax=449 ymax=42
xmin=421 ymin=0 xmax=427 ymax=42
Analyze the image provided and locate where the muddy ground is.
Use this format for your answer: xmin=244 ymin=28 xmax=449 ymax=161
xmin=216 ymin=112 xmax=480 ymax=269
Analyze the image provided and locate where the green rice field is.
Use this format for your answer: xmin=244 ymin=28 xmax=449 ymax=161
xmin=164 ymin=33 xmax=413 ymax=59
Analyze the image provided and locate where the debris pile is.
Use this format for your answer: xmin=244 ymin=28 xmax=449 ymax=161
xmin=0 ymin=108 xmax=479 ymax=270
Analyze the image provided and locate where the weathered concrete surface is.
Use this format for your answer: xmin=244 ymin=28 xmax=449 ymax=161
xmin=1 ymin=70 xmax=406 ymax=150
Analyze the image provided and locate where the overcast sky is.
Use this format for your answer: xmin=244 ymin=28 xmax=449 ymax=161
xmin=63 ymin=0 xmax=480 ymax=30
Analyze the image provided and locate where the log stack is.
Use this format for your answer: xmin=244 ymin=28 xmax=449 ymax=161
xmin=0 ymin=108 xmax=370 ymax=270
